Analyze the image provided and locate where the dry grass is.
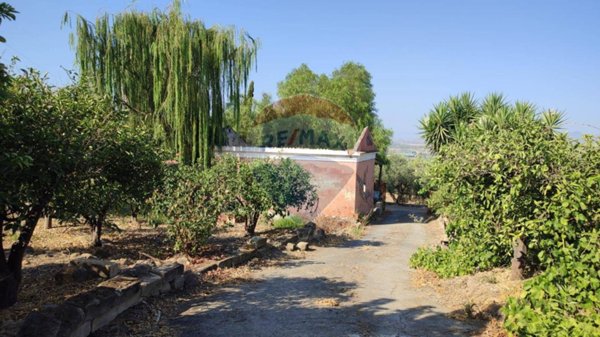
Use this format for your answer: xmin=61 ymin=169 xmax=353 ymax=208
xmin=314 ymin=297 xmax=340 ymax=307
xmin=413 ymin=268 xmax=522 ymax=337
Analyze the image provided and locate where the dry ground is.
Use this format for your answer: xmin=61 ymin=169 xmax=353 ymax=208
xmin=411 ymin=217 xmax=523 ymax=337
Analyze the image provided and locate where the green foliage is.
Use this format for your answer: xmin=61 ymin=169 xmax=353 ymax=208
xmin=413 ymin=95 xmax=599 ymax=334
xmin=0 ymin=2 xmax=16 ymax=43
xmin=273 ymin=215 xmax=304 ymax=229
xmin=232 ymin=157 xmax=317 ymax=235
xmin=247 ymin=114 xmax=358 ymax=150
xmin=53 ymin=91 xmax=163 ymax=246
xmin=151 ymin=156 xmax=316 ymax=252
xmin=503 ymin=230 xmax=600 ymax=336
xmin=275 ymin=62 xmax=392 ymax=155
xmin=383 ymin=154 xmax=429 ymax=203
xmin=68 ymin=0 xmax=258 ymax=167
xmin=152 ymin=164 xmax=234 ymax=254
xmin=419 ymin=92 xmax=565 ymax=153
xmin=1 ymin=70 xmax=159 ymax=307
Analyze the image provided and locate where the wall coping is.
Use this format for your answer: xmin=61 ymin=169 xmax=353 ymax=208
xmin=220 ymin=146 xmax=376 ymax=163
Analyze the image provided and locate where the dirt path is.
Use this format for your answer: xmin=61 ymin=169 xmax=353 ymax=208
xmin=172 ymin=205 xmax=479 ymax=337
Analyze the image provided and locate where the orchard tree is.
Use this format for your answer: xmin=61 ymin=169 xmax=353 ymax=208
xmin=55 ymin=121 xmax=163 ymax=247
xmin=68 ymin=0 xmax=258 ymax=167
xmin=241 ymin=158 xmax=317 ymax=235
xmin=0 ymin=71 xmax=111 ymax=308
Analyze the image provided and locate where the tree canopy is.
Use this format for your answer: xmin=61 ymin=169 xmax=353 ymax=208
xmin=68 ymin=0 xmax=258 ymax=167
xmin=274 ymin=62 xmax=392 ymax=156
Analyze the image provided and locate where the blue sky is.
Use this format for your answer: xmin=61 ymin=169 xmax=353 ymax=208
xmin=1 ymin=0 xmax=599 ymax=140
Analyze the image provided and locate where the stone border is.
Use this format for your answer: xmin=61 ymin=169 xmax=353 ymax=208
xmin=16 ymin=238 xmax=276 ymax=337
xmin=17 ymin=263 xmax=184 ymax=337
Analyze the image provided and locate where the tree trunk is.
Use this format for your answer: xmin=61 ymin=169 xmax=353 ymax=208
xmin=91 ymin=222 xmax=103 ymax=247
xmin=0 ymin=200 xmax=46 ymax=309
xmin=511 ymin=237 xmax=528 ymax=280
xmin=244 ymin=212 xmax=260 ymax=236
xmin=45 ymin=215 xmax=52 ymax=229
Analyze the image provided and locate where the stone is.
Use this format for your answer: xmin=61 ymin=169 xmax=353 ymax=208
xmin=66 ymin=287 xmax=118 ymax=321
xmin=46 ymin=303 xmax=86 ymax=337
xmin=120 ymin=263 xmax=153 ymax=277
xmin=54 ymin=265 xmax=98 ymax=285
xmin=171 ymin=275 xmax=185 ymax=290
xmin=286 ymin=242 xmax=296 ymax=251
xmin=70 ymin=258 xmax=120 ymax=279
xmin=297 ymin=241 xmax=310 ymax=251
xmin=312 ymin=228 xmax=326 ymax=241
xmin=151 ymin=263 xmax=184 ymax=282
xmin=248 ymin=236 xmax=267 ymax=249
xmin=183 ymin=271 xmax=201 ymax=289
xmin=17 ymin=311 xmax=60 ymax=337
xmin=92 ymin=277 xmax=142 ymax=332
xmin=138 ymin=273 xmax=163 ymax=297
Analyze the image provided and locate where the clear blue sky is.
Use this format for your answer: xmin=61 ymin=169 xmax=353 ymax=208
xmin=2 ymin=0 xmax=599 ymax=140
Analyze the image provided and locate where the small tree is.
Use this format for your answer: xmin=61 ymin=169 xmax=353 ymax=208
xmin=152 ymin=162 xmax=235 ymax=254
xmin=233 ymin=158 xmax=317 ymax=236
xmin=55 ymin=121 xmax=163 ymax=247
xmin=0 ymin=71 xmax=104 ymax=308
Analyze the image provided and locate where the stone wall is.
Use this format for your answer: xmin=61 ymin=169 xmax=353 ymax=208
xmin=17 ymin=263 xmax=184 ymax=337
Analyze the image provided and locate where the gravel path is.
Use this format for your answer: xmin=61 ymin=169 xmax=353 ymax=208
xmin=173 ymin=205 xmax=479 ymax=337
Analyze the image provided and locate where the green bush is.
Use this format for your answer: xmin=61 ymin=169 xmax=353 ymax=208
xmin=151 ymin=156 xmax=317 ymax=253
xmin=503 ymin=230 xmax=600 ymax=336
xmin=413 ymin=97 xmax=600 ymax=335
xmin=273 ymin=215 xmax=304 ymax=229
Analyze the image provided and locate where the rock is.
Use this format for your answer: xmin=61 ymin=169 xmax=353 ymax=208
xmin=138 ymin=273 xmax=163 ymax=297
xmin=151 ymin=263 xmax=184 ymax=282
xmin=17 ymin=311 xmax=60 ymax=337
xmin=305 ymin=221 xmax=317 ymax=231
xmin=112 ymin=258 xmax=132 ymax=266
xmin=54 ymin=265 xmax=98 ymax=285
xmin=312 ymin=228 xmax=326 ymax=242
xmin=70 ymin=258 xmax=120 ymax=279
xmin=296 ymin=228 xmax=312 ymax=241
xmin=286 ymin=242 xmax=296 ymax=251
xmin=248 ymin=236 xmax=267 ymax=249
xmin=120 ymin=263 xmax=153 ymax=277
xmin=297 ymin=241 xmax=310 ymax=251
xmin=171 ymin=275 xmax=185 ymax=290
xmin=183 ymin=271 xmax=200 ymax=289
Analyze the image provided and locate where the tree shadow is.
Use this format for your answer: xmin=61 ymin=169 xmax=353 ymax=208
xmin=171 ymin=276 xmax=484 ymax=337
xmin=371 ymin=204 xmax=431 ymax=226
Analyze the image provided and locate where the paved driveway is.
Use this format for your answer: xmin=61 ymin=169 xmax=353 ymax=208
xmin=173 ymin=205 xmax=478 ymax=337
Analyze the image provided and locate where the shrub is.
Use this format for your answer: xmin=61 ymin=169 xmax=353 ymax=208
xmin=273 ymin=215 xmax=304 ymax=229
xmin=413 ymin=97 xmax=600 ymax=335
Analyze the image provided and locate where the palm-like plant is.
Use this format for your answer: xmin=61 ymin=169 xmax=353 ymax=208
xmin=420 ymin=93 xmax=565 ymax=153
xmin=420 ymin=102 xmax=453 ymax=153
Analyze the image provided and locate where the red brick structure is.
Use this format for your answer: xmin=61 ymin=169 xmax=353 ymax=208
xmin=221 ymin=128 xmax=377 ymax=219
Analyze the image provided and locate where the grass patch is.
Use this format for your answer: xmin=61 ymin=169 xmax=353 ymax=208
xmin=272 ymin=215 xmax=304 ymax=229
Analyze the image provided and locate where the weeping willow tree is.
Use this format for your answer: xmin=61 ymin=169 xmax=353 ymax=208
xmin=67 ymin=1 xmax=258 ymax=166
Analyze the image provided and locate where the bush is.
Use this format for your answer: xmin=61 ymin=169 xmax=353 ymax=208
xmin=151 ymin=156 xmax=317 ymax=253
xmin=273 ymin=215 xmax=304 ymax=229
xmin=150 ymin=163 xmax=234 ymax=254
xmin=413 ymin=99 xmax=600 ymax=334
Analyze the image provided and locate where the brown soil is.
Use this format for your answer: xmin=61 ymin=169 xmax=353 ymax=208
xmin=0 ymin=217 xmax=274 ymax=323
xmin=411 ymin=218 xmax=523 ymax=337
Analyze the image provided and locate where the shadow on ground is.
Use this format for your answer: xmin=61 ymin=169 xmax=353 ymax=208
xmin=171 ymin=276 xmax=484 ymax=337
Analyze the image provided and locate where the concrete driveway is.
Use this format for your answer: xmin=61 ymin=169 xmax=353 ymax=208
xmin=173 ymin=205 xmax=479 ymax=337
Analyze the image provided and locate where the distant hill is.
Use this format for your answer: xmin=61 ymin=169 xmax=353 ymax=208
xmin=389 ymin=138 xmax=430 ymax=158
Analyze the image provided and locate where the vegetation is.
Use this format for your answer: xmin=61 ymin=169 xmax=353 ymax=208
xmin=273 ymin=215 xmax=304 ymax=229
xmin=383 ymin=154 xmax=428 ymax=204
xmin=412 ymin=93 xmax=599 ymax=335
xmin=0 ymin=71 xmax=162 ymax=308
xmin=151 ymin=156 xmax=316 ymax=253
xmin=419 ymin=92 xmax=563 ymax=153
xmin=67 ymin=0 xmax=258 ymax=167
xmin=272 ymin=62 xmax=393 ymax=157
